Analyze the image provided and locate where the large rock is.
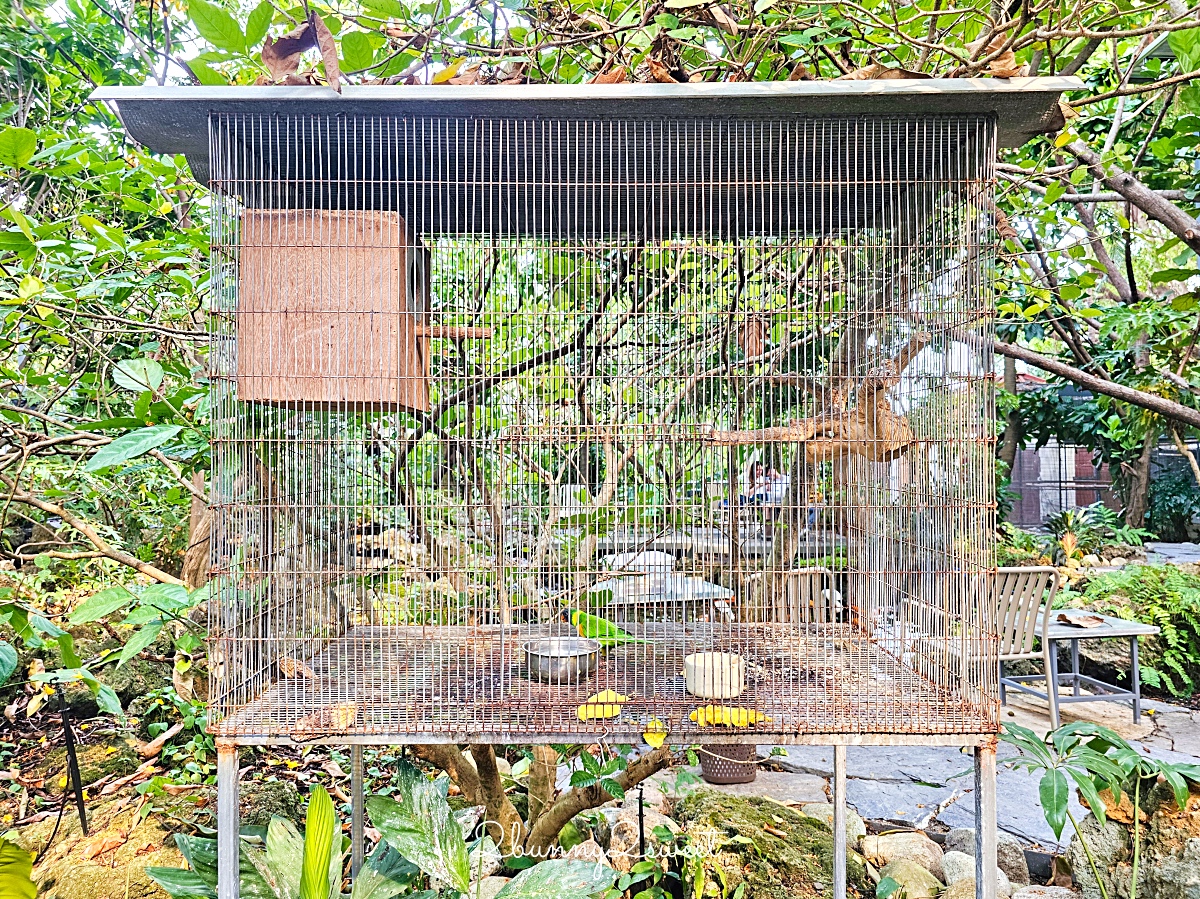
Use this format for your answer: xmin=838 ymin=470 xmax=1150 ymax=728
xmin=941 ymin=876 xmax=1014 ymax=899
xmin=944 ymin=826 xmax=1031 ymax=885
xmin=241 ymin=779 xmax=304 ymax=828
xmin=940 ymin=858 xmax=1013 ymax=898
xmin=798 ymin=802 xmax=867 ymax=846
xmin=1012 ymin=888 xmax=1082 ymax=898
xmin=564 ymin=839 xmax=611 ymax=866
xmin=861 ymin=831 xmax=945 ymax=881
xmin=673 ymin=790 xmax=870 ymax=898
xmin=1066 ymin=812 xmax=1130 ymax=899
xmin=606 ymin=808 xmax=679 ymax=873
xmin=472 ymin=876 xmax=511 ymax=899
xmin=878 ymin=858 xmax=943 ymax=899
xmin=942 ymin=850 xmax=976 ymax=884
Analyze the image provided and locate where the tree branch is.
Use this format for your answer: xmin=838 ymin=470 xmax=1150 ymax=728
xmin=992 ymin=340 xmax=1200 ymax=430
xmin=523 ymin=745 xmax=674 ymax=857
xmin=0 ymin=475 xmax=185 ymax=584
xmin=1066 ymin=141 xmax=1200 ymax=255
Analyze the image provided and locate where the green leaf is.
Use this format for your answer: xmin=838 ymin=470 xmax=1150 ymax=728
xmin=341 ymin=31 xmax=374 ymax=71
xmin=361 ymin=0 xmax=406 ymax=18
xmin=264 ymin=818 xmax=304 ymax=899
xmin=145 ymin=867 xmax=218 ymax=898
xmin=1150 ymin=267 xmax=1198 ymax=284
xmin=245 ymin=0 xmax=273 ymax=48
xmin=112 ymin=357 xmax=164 ymax=392
xmin=118 ymin=620 xmax=163 ymax=667
xmin=0 ymin=127 xmax=37 ymax=169
xmin=349 ymin=842 xmax=419 ymax=899
xmin=95 ymin=684 xmax=123 ymax=716
xmin=0 ymin=642 xmax=16 ymax=687
xmin=366 ymin=760 xmax=471 ymax=893
xmin=85 ymin=424 xmax=182 ymax=471
xmin=69 ymin=586 xmax=135 ymax=623
xmin=494 ymin=860 xmax=617 ymax=899
xmin=0 ymin=838 xmax=37 ymax=899
xmin=876 ymin=875 xmax=904 ymax=898
xmin=187 ymin=57 xmax=229 ymax=85
xmin=300 ymin=786 xmax=339 ymax=899
xmin=189 ymin=0 xmax=246 ymax=54
xmin=1066 ymin=769 xmax=1108 ymax=828
xmin=1039 ymin=769 xmax=1069 ymax=839
xmin=58 ymin=633 xmax=82 ymax=668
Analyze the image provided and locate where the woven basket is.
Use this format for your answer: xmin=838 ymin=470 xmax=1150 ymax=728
xmin=699 ymin=744 xmax=758 ymax=784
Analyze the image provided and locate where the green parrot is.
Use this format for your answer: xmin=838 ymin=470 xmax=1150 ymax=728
xmin=563 ymin=609 xmax=648 ymax=647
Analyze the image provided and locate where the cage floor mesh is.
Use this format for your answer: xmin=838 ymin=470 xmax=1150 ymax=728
xmin=213 ymin=623 xmax=993 ymax=741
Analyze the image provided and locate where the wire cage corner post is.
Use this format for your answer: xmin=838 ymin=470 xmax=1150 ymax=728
xmin=94 ymin=80 xmax=1078 ymax=899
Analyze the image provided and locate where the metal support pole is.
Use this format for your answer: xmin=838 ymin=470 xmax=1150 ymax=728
xmin=1048 ymin=638 xmax=1061 ymax=728
xmin=1131 ymin=636 xmax=1141 ymax=721
xmin=217 ymin=742 xmax=240 ymax=899
xmin=974 ymin=742 xmax=998 ymax=899
xmin=833 ymin=744 xmax=847 ymax=899
xmin=351 ymin=745 xmax=365 ymax=877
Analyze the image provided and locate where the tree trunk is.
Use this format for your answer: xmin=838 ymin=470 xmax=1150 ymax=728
xmin=997 ymin=355 xmax=1022 ymax=473
xmin=527 ymin=745 xmax=558 ymax=827
xmin=1122 ymin=430 xmax=1156 ymax=527
xmin=469 ymin=744 xmax=527 ymax=855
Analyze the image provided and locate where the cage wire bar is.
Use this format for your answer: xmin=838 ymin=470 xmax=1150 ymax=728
xmin=206 ymin=112 xmax=999 ymax=749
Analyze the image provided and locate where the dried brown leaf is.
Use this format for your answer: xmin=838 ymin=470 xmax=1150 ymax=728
xmin=279 ymin=656 xmax=317 ymax=679
xmin=446 ymin=64 xmax=482 ymax=85
xmin=987 ymin=49 xmax=1026 ymax=78
xmin=261 ymin=21 xmax=314 ymax=81
xmin=81 ymin=833 xmax=125 ymax=860
xmin=648 ymin=59 xmax=681 ymax=83
xmin=709 ymin=4 xmax=739 ymax=35
xmin=788 ymin=61 xmax=812 ymax=81
xmin=590 ymin=67 xmax=627 ymax=84
xmin=837 ymin=63 xmax=931 ymax=80
xmin=309 ymin=12 xmax=342 ymax=93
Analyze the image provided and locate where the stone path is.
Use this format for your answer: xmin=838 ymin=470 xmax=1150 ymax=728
xmin=1145 ymin=540 xmax=1200 ymax=564
xmin=640 ymin=691 xmax=1200 ymax=853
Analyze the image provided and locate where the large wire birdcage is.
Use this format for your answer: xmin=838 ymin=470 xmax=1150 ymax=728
xmin=200 ymin=108 xmax=1001 ymax=745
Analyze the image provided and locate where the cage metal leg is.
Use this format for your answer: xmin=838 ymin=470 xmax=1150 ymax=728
xmin=974 ymin=742 xmax=998 ymax=899
xmin=833 ymin=744 xmax=847 ymax=899
xmin=351 ymin=745 xmax=365 ymax=877
xmin=217 ymin=742 xmax=240 ymax=899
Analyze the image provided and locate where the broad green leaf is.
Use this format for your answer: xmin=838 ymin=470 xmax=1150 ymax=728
xmin=69 ymin=585 xmax=134 ymax=623
xmin=0 ymin=127 xmax=37 ymax=169
xmin=876 ymin=877 xmax=904 ymax=899
xmin=189 ymin=0 xmax=246 ymax=54
xmin=0 ymin=838 xmax=36 ymax=899
xmin=188 ymin=58 xmax=229 ymax=85
xmin=349 ymin=843 xmax=420 ymax=899
xmin=494 ymin=860 xmax=617 ymax=899
xmin=1150 ymin=267 xmax=1198 ymax=284
xmin=265 ymin=817 xmax=304 ymax=899
xmin=112 ymin=357 xmax=164 ymax=392
xmin=118 ymin=620 xmax=163 ymax=667
xmin=300 ymin=786 xmax=339 ymax=899
xmin=58 ymin=633 xmax=82 ymax=668
xmin=1066 ymin=769 xmax=1108 ymax=828
xmin=362 ymin=0 xmax=406 ymax=18
xmin=1039 ymin=769 xmax=1069 ymax=839
xmin=342 ymin=31 xmax=374 ymax=71
xmin=245 ymin=0 xmax=273 ymax=48
xmin=85 ymin=424 xmax=182 ymax=471
xmin=95 ymin=684 xmax=123 ymax=716
xmin=366 ymin=760 xmax=471 ymax=893
xmin=0 ymin=642 xmax=16 ymax=687
xmin=145 ymin=867 xmax=217 ymax=898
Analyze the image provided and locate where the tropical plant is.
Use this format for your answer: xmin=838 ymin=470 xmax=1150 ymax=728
xmin=149 ymin=767 xmax=618 ymax=899
xmin=1000 ymin=722 xmax=1200 ymax=899
xmin=1071 ymin=564 xmax=1200 ymax=697
xmin=0 ymin=837 xmax=37 ymax=899
xmin=1148 ymin=467 xmax=1200 ymax=543
xmin=1045 ymin=503 xmax=1155 ymax=562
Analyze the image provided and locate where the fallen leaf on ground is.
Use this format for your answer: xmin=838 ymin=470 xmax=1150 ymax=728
xmin=81 ymin=832 xmax=125 ymax=860
xmin=279 ymin=657 xmax=317 ymax=680
xmin=577 ymin=689 xmax=629 ymax=721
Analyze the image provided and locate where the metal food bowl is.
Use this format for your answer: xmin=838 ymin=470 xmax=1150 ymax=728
xmin=524 ymin=637 xmax=601 ymax=683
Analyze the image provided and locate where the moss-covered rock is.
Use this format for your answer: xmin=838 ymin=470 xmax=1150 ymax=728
xmin=39 ymin=733 xmax=141 ymax=785
xmin=673 ymin=790 xmax=870 ymax=898
xmin=241 ymin=778 xmax=304 ymax=828
xmin=17 ymin=793 xmax=181 ymax=899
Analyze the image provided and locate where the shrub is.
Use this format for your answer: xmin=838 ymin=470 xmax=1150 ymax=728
xmin=1148 ymin=468 xmax=1200 ymax=543
xmin=1072 ymin=564 xmax=1200 ymax=696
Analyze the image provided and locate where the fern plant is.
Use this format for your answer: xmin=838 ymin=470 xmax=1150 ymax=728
xmin=1074 ymin=564 xmax=1200 ymax=696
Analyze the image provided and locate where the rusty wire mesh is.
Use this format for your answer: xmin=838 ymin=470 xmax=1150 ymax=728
xmin=207 ymin=112 xmax=998 ymax=744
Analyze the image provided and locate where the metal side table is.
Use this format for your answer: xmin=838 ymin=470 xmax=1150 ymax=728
xmin=1004 ymin=609 xmax=1159 ymax=727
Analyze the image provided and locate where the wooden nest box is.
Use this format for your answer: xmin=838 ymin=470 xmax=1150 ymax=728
xmin=235 ymin=209 xmax=430 ymax=412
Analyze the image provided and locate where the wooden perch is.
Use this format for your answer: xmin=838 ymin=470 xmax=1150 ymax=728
xmin=708 ymin=331 xmax=930 ymax=463
xmin=416 ymin=325 xmax=495 ymax=339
